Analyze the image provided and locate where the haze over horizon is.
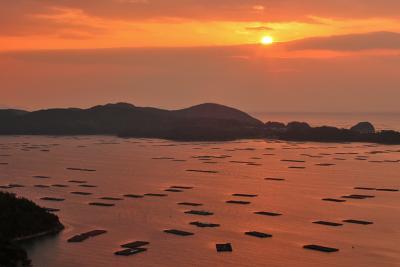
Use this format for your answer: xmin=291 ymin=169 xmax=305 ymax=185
xmin=1 ymin=1 xmax=400 ymax=112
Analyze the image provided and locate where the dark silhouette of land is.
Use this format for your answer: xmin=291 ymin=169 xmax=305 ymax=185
xmin=0 ymin=192 xmax=63 ymax=267
xmin=1 ymin=102 xmax=399 ymax=144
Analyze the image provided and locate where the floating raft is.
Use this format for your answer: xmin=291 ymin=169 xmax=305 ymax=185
xmin=144 ymin=193 xmax=168 ymax=197
xmin=190 ymin=221 xmax=220 ymax=228
xmin=354 ymin=187 xmax=376 ymax=191
xmin=303 ymin=244 xmax=339 ymax=253
xmin=170 ymin=186 xmax=193 ymax=189
xmin=33 ymin=175 xmax=50 ymax=179
xmin=245 ymin=231 xmax=272 ymax=238
xmin=124 ymin=194 xmax=144 ymax=198
xmin=254 ymin=211 xmax=282 ymax=216
xmin=322 ymin=198 xmax=346 ymax=203
xmin=226 ymin=200 xmax=251 ymax=205
xmin=185 ymin=210 xmax=214 ymax=216
xmin=165 ymin=189 xmax=183 ymax=192
xmin=341 ymin=194 xmax=375 ymax=199
xmin=89 ymin=202 xmax=115 ymax=207
xmin=313 ymin=221 xmax=343 ymax=227
xmin=216 ymin=243 xmax=233 ymax=252
xmin=68 ymin=180 xmax=87 ymax=184
xmin=79 ymin=184 xmax=97 ymax=188
xmin=71 ymin=191 xmax=92 ymax=195
xmin=247 ymin=163 xmax=262 ymax=166
xmin=100 ymin=197 xmax=123 ymax=201
xmin=186 ymin=169 xmax=218 ymax=174
xmin=164 ymin=229 xmax=194 ymax=236
xmin=40 ymin=197 xmax=65 ymax=202
xmin=52 ymin=184 xmax=68 ymax=188
xmin=68 ymin=230 xmax=107 ymax=243
xmin=264 ymin=178 xmax=285 ymax=181
xmin=6 ymin=184 xmax=24 ymax=188
xmin=115 ymin=248 xmax=146 ymax=256
xmin=121 ymin=241 xmax=149 ymax=249
xmin=230 ymin=160 xmax=254 ymax=164
xmin=66 ymin=167 xmax=96 ymax=172
xmin=281 ymin=159 xmax=306 ymax=163
xmin=178 ymin=202 xmax=202 ymax=206
xmin=343 ymin=219 xmax=373 ymax=225
xmin=34 ymin=185 xmax=50 ymax=188
xmin=376 ymin=188 xmax=399 ymax=192
xmin=232 ymin=194 xmax=258 ymax=197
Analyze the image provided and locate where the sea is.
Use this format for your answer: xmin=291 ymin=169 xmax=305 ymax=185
xmin=0 ymin=135 xmax=399 ymax=267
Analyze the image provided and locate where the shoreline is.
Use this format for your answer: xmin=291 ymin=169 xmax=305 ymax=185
xmin=13 ymin=225 xmax=65 ymax=243
xmin=0 ymin=134 xmax=399 ymax=145
xmin=1 ymin=102 xmax=400 ymax=145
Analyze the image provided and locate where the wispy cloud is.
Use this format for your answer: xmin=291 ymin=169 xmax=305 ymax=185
xmin=245 ymin=26 xmax=273 ymax=31
xmin=285 ymin=31 xmax=400 ymax=51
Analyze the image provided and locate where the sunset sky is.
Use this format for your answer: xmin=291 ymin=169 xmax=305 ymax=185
xmin=1 ymin=0 xmax=400 ymax=112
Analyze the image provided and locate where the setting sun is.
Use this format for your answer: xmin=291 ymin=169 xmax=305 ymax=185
xmin=261 ymin=36 xmax=274 ymax=45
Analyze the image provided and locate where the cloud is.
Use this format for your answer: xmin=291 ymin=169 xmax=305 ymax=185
xmin=1 ymin=0 xmax=400 ymax=38
xmin=46 ymin=0 xmax=400 ymax=22
xmin=285 ymin=31 xmax=400 ymax=51
xmin=245 ymin=26 xmax=274 ymax=31
xmin=0 ymin=3 xmax=107 ymax=37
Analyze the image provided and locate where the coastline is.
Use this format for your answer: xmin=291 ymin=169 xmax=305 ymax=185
xmin=1 ymin=103 xmax=400 ymax=144
xmin=1 ymin=133 xmax=400 ymax=145
xmin=13 ymin=225 xmax=65 ymax=243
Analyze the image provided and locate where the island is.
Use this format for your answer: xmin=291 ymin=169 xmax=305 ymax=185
xmin=0 ymin=102 xmax=399 ymax=144
xmin=0 ymin=192 xmax=64 ymax=267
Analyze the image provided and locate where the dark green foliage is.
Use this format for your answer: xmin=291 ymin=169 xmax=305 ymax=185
xmin=0 ymin=192 xmax=62 ymax=241
xmin=0 ymin=192 xmax=63 ymax=267
xmin=0 ymin=241 xmax=32 ymax=267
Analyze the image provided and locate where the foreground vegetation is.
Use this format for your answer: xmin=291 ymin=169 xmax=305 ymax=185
xmin=0 ymin=192 xmax=63 ymax=267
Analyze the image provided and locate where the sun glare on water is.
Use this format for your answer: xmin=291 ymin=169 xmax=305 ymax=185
xmin=261 ymin=36 xmax=274 ymax=45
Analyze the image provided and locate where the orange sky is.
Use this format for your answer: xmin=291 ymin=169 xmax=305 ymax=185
xmin=1 ymin=1 xmax=400 ymax=112
xmin=1 ymin=0 xmax=400 ymax=50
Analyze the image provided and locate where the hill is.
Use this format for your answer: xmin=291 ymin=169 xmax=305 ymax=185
xmin=1 ymin=103 xmax=400 ymax=143
xmin=0 ymin=103 xmax=264 ymax=140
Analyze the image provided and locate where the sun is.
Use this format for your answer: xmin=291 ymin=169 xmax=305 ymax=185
xmin=261 ymin=36 xmax=274 ymax=45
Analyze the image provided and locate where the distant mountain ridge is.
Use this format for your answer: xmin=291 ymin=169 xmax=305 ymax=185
xmin=0 ymin=103 xmax=264 ymax=140
xmin=174 ymin=103 xmax=261 ymax=125
xmin=1 ymin=102 xmax=399 ymax=143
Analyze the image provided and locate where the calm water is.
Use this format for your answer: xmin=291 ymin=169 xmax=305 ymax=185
xmin=252 ymin=112 xmax=400 ymax=131
xmin=1 ymin=136 xmax=399 ymax=267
